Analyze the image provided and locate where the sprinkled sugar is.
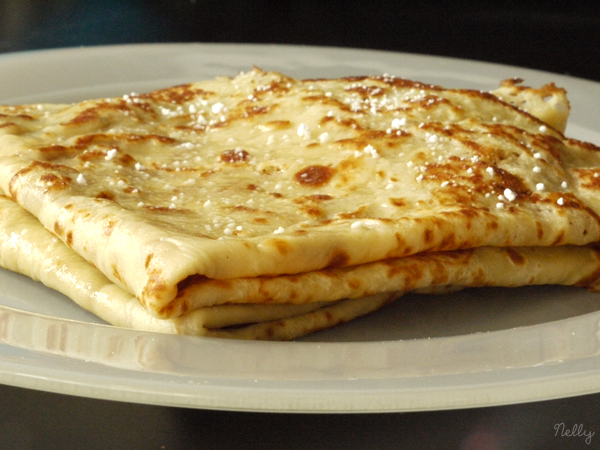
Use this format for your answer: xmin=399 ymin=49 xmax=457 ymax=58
xmin=363 ymin=145 xmax=379 ymax=158
xmin=211 ymin=102 xmax=225 ymax=114
xmin=297 ymin=123 xmax=311 ymax=140
xmin=503 ymin=188 xmax=516 ymax=202
xmin=391 ymin=118 xmax=406 ymax=129
xmin=105 ymin=149 xmax=117 ymax=161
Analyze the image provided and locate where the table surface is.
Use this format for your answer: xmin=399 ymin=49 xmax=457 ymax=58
xmin=1 ymin=1 xmax=600 ymax=448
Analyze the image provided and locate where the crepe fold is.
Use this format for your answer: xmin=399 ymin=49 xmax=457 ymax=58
xmin=0 ymin=195 xmax=401 ymax=340
xmin=1 ymin=69 xmax=600 ymax=339
xmin=1 ymin=194 xmax=600 ymax=340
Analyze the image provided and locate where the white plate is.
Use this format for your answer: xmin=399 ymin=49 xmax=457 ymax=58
xmin=1 ymin=43 xmax=600 ymax=412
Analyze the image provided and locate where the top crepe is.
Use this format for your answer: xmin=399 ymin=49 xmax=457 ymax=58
xmin=1 ymin=68 xmax=599 ymax=315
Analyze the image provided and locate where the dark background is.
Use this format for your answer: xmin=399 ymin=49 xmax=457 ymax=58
xmin=1 ymin=0 xmax=599 ymax=82
xmin=1 ymin=1 xmax=600 ymax=449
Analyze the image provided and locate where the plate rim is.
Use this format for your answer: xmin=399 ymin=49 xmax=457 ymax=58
xmin=1 ymin=42 xmax=600 ymax=412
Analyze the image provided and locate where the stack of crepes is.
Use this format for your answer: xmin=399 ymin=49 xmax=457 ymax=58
xmin=1 ymin=68 xmax=600 ymax=340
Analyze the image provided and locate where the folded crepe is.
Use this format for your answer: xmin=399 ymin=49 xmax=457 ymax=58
xmin=2 ymin=194 xmax=600 ymax=340
xmin=1 ymin=68 xmax=600 ymax=339
xmin=0 ymin=194 xmax=401 ymax=340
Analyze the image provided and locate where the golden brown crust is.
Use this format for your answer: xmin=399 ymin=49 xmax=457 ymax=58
xmin=2 ymin=193 xmax=600 ymax=339
xmin=0 ymin=69 xmax=598 ymax=315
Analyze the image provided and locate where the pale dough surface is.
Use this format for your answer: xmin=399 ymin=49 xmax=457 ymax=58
xmin=0 ymin=194 xmax=398 ymax=340
xmin=2 ymin=194 xmax=600 ymax=339
xmin=1 ymin=70 xmax=599 ymax=319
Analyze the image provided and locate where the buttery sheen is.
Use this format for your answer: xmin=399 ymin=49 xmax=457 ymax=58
xmin=1 ymin=69 xmax=600 ymax=320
